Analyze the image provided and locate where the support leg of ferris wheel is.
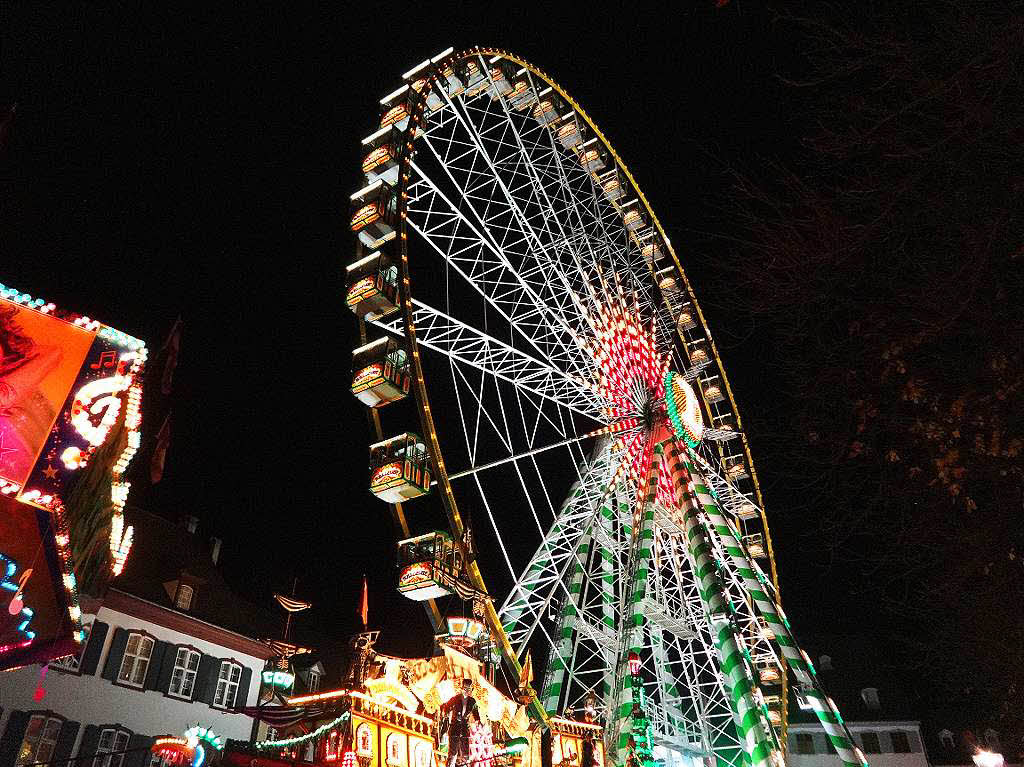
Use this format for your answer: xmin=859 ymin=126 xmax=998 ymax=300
xmin=545 ymin=482 xmax=622 ymax=724
xmin=499 ymin=443 xmax=616 ymax=658
xmin=610 ymin=441 xmax=662 ymax=765
xmin=597 ymin=494 xmax=618 ymax=703
xmin=681 ymin=449 xmax=867 ymax=767
xmin=540 ymin=524 xmax=594 ymax=713
xmin=665 ymin=440 xmax=775 ymax=767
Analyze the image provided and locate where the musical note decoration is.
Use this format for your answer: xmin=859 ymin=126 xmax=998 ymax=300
xmin=1 ymin=552 xmax=36 ymax=643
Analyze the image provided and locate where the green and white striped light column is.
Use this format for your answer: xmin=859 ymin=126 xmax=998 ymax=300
xmin=613 ymin=441 xmax=662 ymax=761
xmin=541 ymin=526 xmax=593 ymax=714
xmin=683 ymin=449 xmax=867 ymax=767
xmin=665 ymin=440 xmax=774 ymax=767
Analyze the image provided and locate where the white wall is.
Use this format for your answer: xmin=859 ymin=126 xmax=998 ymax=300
xmin=787 ymin=722 xmax=928 ymax=767
xmin=0 ymin=604 xmax=265 ymax=757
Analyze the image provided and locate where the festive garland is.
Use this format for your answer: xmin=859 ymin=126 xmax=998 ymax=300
xmin=255 ymin=712 xmax=351 ymax=750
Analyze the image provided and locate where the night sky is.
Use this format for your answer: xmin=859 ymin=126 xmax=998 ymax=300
xmin=4 ymin=4 xmax=846 ymax=663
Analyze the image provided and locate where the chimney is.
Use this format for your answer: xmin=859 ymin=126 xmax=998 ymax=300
xmin=211 ymin=537 xmax=222 ymax=565
xmin=861 ymin=687 xmax=880 ymax=710
xmin=186 ymin=515 xmax=199 ymax=534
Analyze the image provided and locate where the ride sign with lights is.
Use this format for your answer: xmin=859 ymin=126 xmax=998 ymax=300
xmin=664 ymin=371 xmax=705 ymax=448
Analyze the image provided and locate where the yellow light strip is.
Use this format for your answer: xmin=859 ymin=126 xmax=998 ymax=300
xmin=286 ymin=688 xmax=350 ymax=705
xmin=549 ymin=717 xmax=603 ymax=731
xmin=349 ymin=691 xmax=435 ymax=725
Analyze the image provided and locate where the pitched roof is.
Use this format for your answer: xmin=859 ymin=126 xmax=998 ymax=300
xmin=109 ymin=506 xmax=281 ymax=639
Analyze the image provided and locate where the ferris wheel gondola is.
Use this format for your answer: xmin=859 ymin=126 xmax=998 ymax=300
xmin=344 ymin=47 xmax=867 ymax=767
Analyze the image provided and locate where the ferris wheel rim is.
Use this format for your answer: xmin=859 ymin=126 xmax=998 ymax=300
xmin=368 ymin=46 xmax=787 ymax=738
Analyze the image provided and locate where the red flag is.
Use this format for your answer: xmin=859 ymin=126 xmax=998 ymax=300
xmin=160 ymin=317 xmax=183 ymax=395
xmin=150 ymin=413 xmax=171 ymax=483
xmin=360 ymin=575 xmax=369 ymax=629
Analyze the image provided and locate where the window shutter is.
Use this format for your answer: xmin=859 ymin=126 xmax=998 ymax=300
xmin=53 ymin=721 xmax=81 ymax=767
xmin=193 ymin=655 xmax=219 ymax=704
xmin=102 ymin=628 xmax=130 ymax=681
xmin=78 ymin=725 xmax=101 ymax=766
xmin=125 ymin=735 xmax=152 ymax=767
xmin=144 ymin=641 xmax=169 ymax=691
xmin=0 ymin=711 xmax=31 ymax=767
xmin=908 ymin=732 xmax=923 ymax=753
xmin=80 ymin=621 xmax=109 ymax=676
xmin=157 ymin=645 xmax=178 ymax=694
xmin=234 ymin=666 xmax=253 ymax=709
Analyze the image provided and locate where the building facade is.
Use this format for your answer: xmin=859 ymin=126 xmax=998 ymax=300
xmin=784 ymin=648 xmax=928 ymax=767
xmin=787 ymin=719 xmax=928 ymax=767
xmin=0 ymin=510 xmax=279 ymax=767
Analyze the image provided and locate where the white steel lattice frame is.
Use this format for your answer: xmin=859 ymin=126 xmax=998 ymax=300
xmin=353 ymin=48 xmax=802 ymax=767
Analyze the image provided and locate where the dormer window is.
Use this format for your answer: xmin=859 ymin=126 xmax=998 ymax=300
xmin=939 ymin=730 xmax=955 ymax=749
xmin=174 ymin=583 xmax=194 ymax=611
xmin=308 ymin=670 xmax=320 ymax=693
xmin=861 ymin=687 xmax=880 ymax=710
xmin=819 ymin=654 xmax=833 ymax=671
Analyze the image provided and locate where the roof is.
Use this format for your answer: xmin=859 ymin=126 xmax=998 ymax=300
xmin=108 ymin=506 xmax=282 ymax=640
xmin=786 ymin=636 xmax=922 ymax=725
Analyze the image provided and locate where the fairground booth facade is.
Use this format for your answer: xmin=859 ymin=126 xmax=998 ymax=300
xmin=220 ymin=626 xmax=604 ymax=767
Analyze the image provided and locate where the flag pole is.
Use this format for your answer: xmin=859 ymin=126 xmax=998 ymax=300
xmin=283 ymin=576 xmax=299 ymax=641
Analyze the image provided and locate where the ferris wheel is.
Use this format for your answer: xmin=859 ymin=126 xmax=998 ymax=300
xmin=346 ymin=48 xmax=865 ymax=767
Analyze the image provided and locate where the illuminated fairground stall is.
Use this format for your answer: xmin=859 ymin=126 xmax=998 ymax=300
xmin=0 ymin=282 xmax=147 ymax=670
xmin=223 ymin=627 xmax=603 ymax=767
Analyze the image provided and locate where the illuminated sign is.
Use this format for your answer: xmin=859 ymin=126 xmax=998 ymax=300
xmin=0 ymin=299 xmax=93 ymax=488
xmin=262 ymin=670 xmax=295 ymax=689
xmin=0 ymin=495 xmax=77 ymax=670
xmin=185 ymin=726 xmax=224 ymax=751
xmin=445 ymin=617 xmax=485 ymax=641
xmin=370 ymin=461 xmax=404 ymax=489
xmin=398 ymin=563 xmax=432 ymax=588
xmin=0 ymin=284 xmax=147 ymax=668
xmin=398 ymin=563 xmax=450 ymax=600
xmin=352 ymin=363 xmax=385 ymax=391
xmin=664 ymin=371 xmax=704 ymax=448
xmin=364 ymin=676 xmax=420 ymax=712
xmin=346 ymin=277 xmax=378 ymax=306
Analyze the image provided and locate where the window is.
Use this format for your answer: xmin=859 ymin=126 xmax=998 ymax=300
xmin=326 ymin=732 xmax=339 ymax=761
xmin=890 ymin=731 xmax=911 ymax=753
xmin=16 ymin=715 xmax=63 ymax=767
xmin=356 ymin=724 xmax=373 ymax=756
xmin=168 ymin=647 xmax=202 ymax=699
xmin=213 ymin=661 xmax=242 ymax=708
xmin=860 ymin=732 xmax=881 ymax=754
xmin=860 ymin=687 xmax=880 ymax=710
xmin=386 ymin=733 xmax=407 ymax=766
xmin=94 ymin=728 xmax=131 ymax=767
xmin=174 ymin=584 xmax=194 ymax=611
xmin=266 ymin=728 xmax=278 ymax=743
xmin=118 ymin=632 xmax=155 ymax=687
xmin=307 ymin=670 xmax=320 ymax=693
xmin=52 ymin=623 xmax=91 ymax=672
xmin=414 ymin=743 xmax=432 ymax=767
xmin=794 ymin=734 xmax=815 ymax=755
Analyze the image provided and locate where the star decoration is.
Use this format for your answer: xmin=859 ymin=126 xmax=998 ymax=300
xmin=42 ymin=464 xmax=59 ymax=479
